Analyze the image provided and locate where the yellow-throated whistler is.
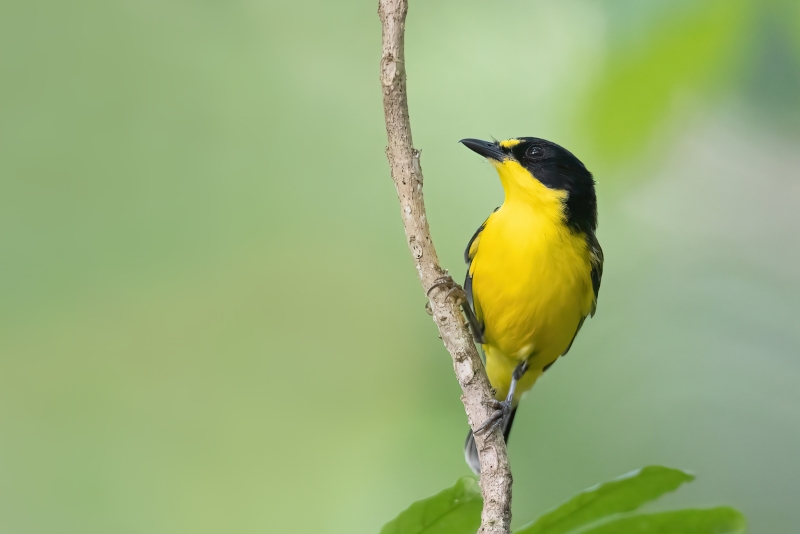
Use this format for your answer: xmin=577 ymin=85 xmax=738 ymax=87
xmin=456 ymin=137 xmax=603 ymax=474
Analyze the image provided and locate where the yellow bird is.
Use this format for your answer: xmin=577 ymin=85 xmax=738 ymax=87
xmin=457 ymin=137 xmax=603 ymax=474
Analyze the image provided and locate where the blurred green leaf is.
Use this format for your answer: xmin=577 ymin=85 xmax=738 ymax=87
xmin=379 ymin=477 xmax=482 ymax=534
xmin=577 ymin=507 xmax=746 ymax=534
xmin=514 ymin=466 xmax=695 ymax=534
xmin=583 ymin=0 xmax=748 ymax=164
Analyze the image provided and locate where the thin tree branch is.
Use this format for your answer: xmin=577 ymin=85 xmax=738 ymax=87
xmin=377 ymin=1 xmax=512 ymax=532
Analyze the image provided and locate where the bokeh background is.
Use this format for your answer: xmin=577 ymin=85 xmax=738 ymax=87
xmin=2 ymin=0 xmax=799 ymax=532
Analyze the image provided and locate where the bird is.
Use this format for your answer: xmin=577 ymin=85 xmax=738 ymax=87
xmin=451 ymin=137 xmax=603 ymax=474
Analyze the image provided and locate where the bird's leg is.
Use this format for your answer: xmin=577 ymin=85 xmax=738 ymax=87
xmin=474 ymin=360 xmax=530 ymax=436
xmin=426 ymin=273 xmax=485 ymax=344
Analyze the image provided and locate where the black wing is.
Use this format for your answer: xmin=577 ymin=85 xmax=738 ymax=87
xmin=463 ymin=211 xmax=497 ymax=343
xmin=463 ymin=220 xmax=484 ymax=314
xmin=587 ymin=231 xmax=603 ymax=317
xmin=562 ymin=232 xmax=603 ymax=356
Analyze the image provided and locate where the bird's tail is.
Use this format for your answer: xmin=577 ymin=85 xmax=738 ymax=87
xmin=464 ymin=407 xmax=517 ymax=475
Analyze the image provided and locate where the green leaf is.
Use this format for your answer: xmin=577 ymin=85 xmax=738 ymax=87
xmin=577 ymin=507 xmax=747 ymax=534
xmin=582 ymin=0 xmax=749 ymax=166
xmin=379 ymin=477 xmax=483 ymax=534
xmin=515 ymin=466 xmax=695 ymax=534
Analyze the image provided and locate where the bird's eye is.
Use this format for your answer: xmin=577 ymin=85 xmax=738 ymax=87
xmin=525 ymin=145 xmax=545 ymax=160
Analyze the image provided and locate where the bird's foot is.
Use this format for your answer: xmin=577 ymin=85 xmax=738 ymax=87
xmin=426 ymin=273 xmax=466 ymax=304
xmin=474 ymin=399 xmax=512 ymax=436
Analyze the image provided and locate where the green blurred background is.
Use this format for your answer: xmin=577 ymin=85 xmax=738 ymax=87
xmin=2 ymin=0 xmax=799 ymax=532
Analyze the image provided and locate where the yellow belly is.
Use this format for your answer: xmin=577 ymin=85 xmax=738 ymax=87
xmin=470 ymin=201 xmax=594 ymax=403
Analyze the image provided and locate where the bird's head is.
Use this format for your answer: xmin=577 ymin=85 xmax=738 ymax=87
xmin=460 ymin=137 xmax=597 ymax=233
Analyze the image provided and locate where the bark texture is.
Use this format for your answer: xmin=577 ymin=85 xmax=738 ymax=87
xmin=377 ymin=1 xmax=512 ymax=532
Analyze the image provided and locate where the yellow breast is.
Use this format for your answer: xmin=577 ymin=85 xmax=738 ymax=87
xmin=469 ymin=159 xmax=594 ymax=401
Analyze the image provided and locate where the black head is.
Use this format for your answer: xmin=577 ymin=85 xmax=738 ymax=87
xmin=460 ymin=137 xmax=598 ymax=233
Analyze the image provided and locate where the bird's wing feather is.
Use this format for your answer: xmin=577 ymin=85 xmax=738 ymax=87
xmin=464 ymin=212 xmax=497 ymax=333
xmin=464 ymin=223 xmax=483 ymax=314
xmin=588 ymin=232 xmax=603 ymax=317
xmin=562 ymin=232 xmax=603 ymax=356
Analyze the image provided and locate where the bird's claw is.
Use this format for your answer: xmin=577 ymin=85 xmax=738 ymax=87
xmin=427 ymin=274 xmax=466 ymax=304
xmin=474 ymin=399 xmax=512 ymax=436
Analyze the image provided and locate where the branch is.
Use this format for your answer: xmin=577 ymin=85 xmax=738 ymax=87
xmin=377 ymin=1 xmax=512 ymax=533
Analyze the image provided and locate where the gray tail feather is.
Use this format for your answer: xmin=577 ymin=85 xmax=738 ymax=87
xmin=464 ymin=407 xmax=517 ymax=475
